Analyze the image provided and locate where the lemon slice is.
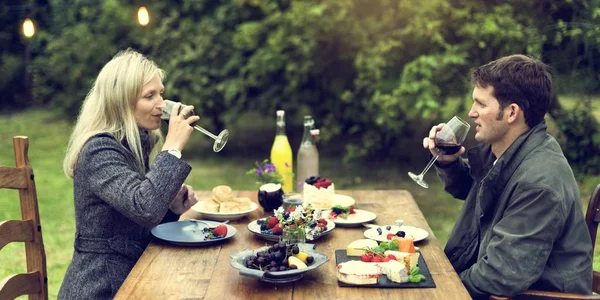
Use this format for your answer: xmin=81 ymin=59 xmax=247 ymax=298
xmin=288 ymin=256 xmax=308 ymax=269
xmin=293 ymin=251 xmax=309 ymax=264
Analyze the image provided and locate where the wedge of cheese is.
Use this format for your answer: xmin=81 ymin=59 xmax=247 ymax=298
xmin=380 ymin=260 xmax=409 ymax=283
xmin=346 ymin=239 xmax=378 ymax=256
xmin=384 ymin=250 xmax=420 ymax=273
xmin=336 ymin=261 xmax=381 ymax=285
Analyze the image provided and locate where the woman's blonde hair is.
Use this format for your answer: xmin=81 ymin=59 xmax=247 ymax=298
xmin=63 ymin=49 xmax=164 ymax=177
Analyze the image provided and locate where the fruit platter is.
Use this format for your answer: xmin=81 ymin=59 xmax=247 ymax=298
xmin=230 ymin=242 xmax=328 ymax=283
xmin=247 ymin=204 xmax=335 ymax=242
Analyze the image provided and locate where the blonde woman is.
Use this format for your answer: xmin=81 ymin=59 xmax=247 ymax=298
xmin=59 ymin=49 xmax=199 ymax=299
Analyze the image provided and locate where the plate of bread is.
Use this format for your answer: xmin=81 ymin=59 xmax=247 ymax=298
xmin=191 ymin=185 xmax=258 ymax=221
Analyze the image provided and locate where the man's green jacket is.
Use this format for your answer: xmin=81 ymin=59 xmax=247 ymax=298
xmin=436 ymin=121 xmax=593 ymax=298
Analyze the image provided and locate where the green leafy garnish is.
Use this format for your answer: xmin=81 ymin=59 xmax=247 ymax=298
xmin=408 ymin=266 xmax=426 ymax=283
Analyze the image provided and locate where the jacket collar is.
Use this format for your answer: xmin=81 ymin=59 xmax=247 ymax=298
xmin=467 ymin=121 xmax=548 ymax=213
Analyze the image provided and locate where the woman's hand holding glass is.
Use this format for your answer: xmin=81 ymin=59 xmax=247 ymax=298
xmin=161 ymin=103 xmax=200 ymax=152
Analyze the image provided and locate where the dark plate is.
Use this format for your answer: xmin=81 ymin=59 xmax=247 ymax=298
xmin=151 ymin=220 xmax=236 ymax=246
xmin=335 ymin=250 xmax=436 ymax=288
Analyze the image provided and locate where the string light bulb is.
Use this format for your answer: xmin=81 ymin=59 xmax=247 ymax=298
xmin=137 ymin=6 xmax=149 ymax=26
xmin=23 ymin=18 xmax=35 ymax=38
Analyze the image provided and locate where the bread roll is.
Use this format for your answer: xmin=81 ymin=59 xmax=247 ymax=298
xmin=212 ymin=185 xmax=234 ymax=203
xmin=201 ymin=199 xmax=220 ymax=213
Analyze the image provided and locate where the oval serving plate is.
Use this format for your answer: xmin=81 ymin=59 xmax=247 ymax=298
xmin=151 ymin=219 xmax=236 ymax=246
xmin=363 ymin=224 xmax=429 ymax=242
xmin=247 ymin=219 xmax=335 ymax=242
xmin=322 ymin=209 xmax=377 ymax=227
xmin=191 ymin=201 xmax=258 ymax=221
xmin=230 ymin=243 xmax=328 ymax=283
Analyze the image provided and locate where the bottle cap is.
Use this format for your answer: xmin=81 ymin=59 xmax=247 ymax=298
xmin=276 ymin=110 xmax=285 ymax=117
xmin=310 ymin=129 xmax=320 ymax=137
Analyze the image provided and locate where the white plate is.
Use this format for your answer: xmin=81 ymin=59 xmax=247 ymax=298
xmin=309 ymin=194 xmax=356 ymax=210
xmin=247 ymin=219 xmax=335 ymax=242
xmin=364 ymin=224 xmax=429 ymax=242
xmin=191 ymin=201 xmax=258 ymax=221
xmin=322 ymin=209 xmax=377 ymax=227
xmin=151 ymin=220 xmax=236 ymax=246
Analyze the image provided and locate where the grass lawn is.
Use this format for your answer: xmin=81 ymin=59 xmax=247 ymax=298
xmin=0 ymin=107 xmax=598 ymax=298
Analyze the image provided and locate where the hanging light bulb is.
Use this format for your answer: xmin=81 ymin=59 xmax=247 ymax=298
xmin=137 ymin=6 xmax=149 ymax=26
xmin=23 ymin=18 xmax=35 ymax=38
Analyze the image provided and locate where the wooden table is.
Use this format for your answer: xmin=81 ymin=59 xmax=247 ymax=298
xmin=115 ymin=190 xmax=470 ymax=300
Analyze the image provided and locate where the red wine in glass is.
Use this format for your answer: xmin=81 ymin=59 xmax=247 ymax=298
xmin=436 ymin=142 xmax=462 ymax=155
xmin=408 ymin=116 xmax=470 ymax=188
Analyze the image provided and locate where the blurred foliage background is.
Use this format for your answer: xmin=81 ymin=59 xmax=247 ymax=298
xmin=1 ymin=0 xmax=600 ymax=298
xmin=1 ymin=0 xmax=599 ymax=169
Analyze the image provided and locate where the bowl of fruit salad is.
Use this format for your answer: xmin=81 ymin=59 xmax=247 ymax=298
xmin=230 ymin=242 xmax=328 ymax=283
xmin=247 ymin=204 xmax=335 ymax=242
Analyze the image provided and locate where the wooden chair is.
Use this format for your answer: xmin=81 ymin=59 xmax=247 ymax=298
xmin=490 ymin=184 xmax=600 ymax=300
xmin=0 ymin=137 xmax=48 ymax=300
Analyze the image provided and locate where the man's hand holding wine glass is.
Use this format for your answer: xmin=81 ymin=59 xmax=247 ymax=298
xmin=423 ymin=122 xmax=466 ymax=165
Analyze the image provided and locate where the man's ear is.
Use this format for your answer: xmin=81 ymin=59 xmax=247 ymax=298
xmin=507 ymin=103 xmax=522 ymax=124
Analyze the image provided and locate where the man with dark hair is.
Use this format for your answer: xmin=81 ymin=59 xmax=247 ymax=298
xmin=422 ymin=54 xmax=593 ymax=298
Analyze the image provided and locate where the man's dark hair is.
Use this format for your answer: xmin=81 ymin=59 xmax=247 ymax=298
xmin=471 ymin=54 xmax=552 ymax=128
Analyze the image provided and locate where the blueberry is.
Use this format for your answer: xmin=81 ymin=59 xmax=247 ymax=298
xmin=386 ymin=225 xmax=391 ymax=231
xmin=333 ymin=208 xmax=343 ymax=214
xmin=376 ymin=227 xmax=382 ymax=235
xmin=396 ymin=231 xmax=406 ymax=238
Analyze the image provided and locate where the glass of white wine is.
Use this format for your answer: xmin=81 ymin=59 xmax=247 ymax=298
xmin=161 ymin=99 xmax=229 ymax=152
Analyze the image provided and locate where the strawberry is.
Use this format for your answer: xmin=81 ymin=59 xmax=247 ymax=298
xmin=386 ymin=233 xmax=395 ymax=240
xmin=384 ymin=254 xmax=397 ymax=262
xmin=272 ymin=224 xmax=283 ymax=235
xmin=348 ymin=206 xmax=355 ymax=214
xmin=360 ymin=254 xmax=372 ymax=262
xmin=371 ymin=256 xmax=384 ymax=263
xmin=318 ymin=218 xmax=327 ymax=226
xmin=213 ymin=225 xmax=228 ymax=237
xmin=285 ymin=207 xmax=296 ymax=213
xmin=267 ymin=217 xmax=279 ymax=229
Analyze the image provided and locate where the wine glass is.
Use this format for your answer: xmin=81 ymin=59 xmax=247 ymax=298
xmin=161 ymin=99 xmax=229 ymax=152
xmin=408 ymin=116 xmax=470 ymax=188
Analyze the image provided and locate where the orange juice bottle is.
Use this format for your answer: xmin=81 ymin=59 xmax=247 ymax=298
xmin=270 ymin=110 xmax=294 ymax=193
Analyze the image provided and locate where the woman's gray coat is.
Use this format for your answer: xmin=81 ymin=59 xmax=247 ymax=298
xmin=58 ymin=130 xmax=191 ymax=299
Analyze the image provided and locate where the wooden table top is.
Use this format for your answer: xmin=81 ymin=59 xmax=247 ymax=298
xmin=115 ymin=190 xmax=470 ymax=300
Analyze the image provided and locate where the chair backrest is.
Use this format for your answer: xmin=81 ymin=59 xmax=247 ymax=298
xmin=585 ymin=183 xmax=600 ymax=293
xmin=0 ymin=136 xmax=48 ymax=300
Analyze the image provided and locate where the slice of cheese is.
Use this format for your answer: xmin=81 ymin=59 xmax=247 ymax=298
xmin=346 ymin=239 xmax=378 ymax=256
xmin=384 ymin=250 xmax=420 ymax=273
